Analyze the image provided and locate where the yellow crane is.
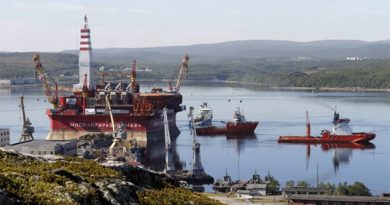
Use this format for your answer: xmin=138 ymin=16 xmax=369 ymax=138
xmin=33 ymin=54 xmax=59 ymax=108
xmin=174 ymin=53 xmax=189 ymax=93
xmin=106 ymin=95 xmax=129 ymax=156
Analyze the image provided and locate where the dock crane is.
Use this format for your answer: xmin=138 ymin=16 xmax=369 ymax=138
xmin=33 ymin=54 xmax=59 ymax=108
xmin=173 ymin=53 xmax=189 ymax=93
xmin=19 ymin=94 xmax=34 ymax=142
xmin=188 ymin=106 xmax=205 ymax=176
xmin=163 ymin=107 xmax=175 ymax=175
xmin=106 ymin=95 xmax=129 ymax=156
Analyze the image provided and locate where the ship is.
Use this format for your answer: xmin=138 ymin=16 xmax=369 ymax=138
xmin=193 ymin=106 xmax=258 ymax=135
xmin=192 ymin=102 xmax=213 ymax=126
xmin=278 ymin=110 xmax=375 ymax=143
xmin=34 ymin=16 xmax=187 ymax=142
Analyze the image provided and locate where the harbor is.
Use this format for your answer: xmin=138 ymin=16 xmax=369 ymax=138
xmin=1 ymin=86 xmax=389 ymax=194
xmin=0 ymin=1 xmax=389 ymax=202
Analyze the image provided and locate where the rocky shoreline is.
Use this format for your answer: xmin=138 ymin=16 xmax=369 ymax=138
xmin=0 ymin=148 xmax=223 ymax=205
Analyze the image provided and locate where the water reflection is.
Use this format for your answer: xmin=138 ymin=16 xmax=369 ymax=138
xmin=142 ymin=139 xmax=184 ymax=171
xmin=328 ymin=143 xmax=375 ymax=171
xmin=225 ymin=133 xmax=257 ymax=154
xmin=300 ymin=142 xmax=376 ymax=171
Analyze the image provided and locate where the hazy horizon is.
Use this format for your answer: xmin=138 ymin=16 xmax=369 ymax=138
xmin=1 ymin=0 xmax=389 ymax=52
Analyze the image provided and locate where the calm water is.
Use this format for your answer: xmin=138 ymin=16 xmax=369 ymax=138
xmin=1 ymin=86 xmax=389 ymax=194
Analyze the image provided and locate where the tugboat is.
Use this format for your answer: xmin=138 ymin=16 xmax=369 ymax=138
xmin=194 ymin=106 xmax=258 ymax=135
xmin=278 ymin=110 xmax=375 ymax=143
xmin=225 ymin=108 xmax=259 ymax=134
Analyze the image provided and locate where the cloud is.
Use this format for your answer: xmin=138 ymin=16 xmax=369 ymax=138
xmin=128 ymin=8 xmax=152 ymax=14
xmin=14 ymin=2 xmax=118 ymax=12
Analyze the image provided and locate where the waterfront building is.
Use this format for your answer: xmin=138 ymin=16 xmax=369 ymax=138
xmin=9 ymin=140 xmax=77 ymax=156
xmin=0 ymin=128 xmax=10 ymax=147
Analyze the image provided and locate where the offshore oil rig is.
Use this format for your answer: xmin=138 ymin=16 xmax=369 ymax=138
xmin=33 ymin=16 xmax=188 ymax=143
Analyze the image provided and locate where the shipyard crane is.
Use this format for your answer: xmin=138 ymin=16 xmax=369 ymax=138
xmin=174 ymin=53 xmax=189 ymax=93
xmin=106 ymin=95 xmax=128 ymax=156
xmin=19 ymin=94 xmax=34 ymax=142
xmin=163 ymin=107 xmax=175 ymax=175
xmin=33 ymin=54 xmax=59 ymax=108
xmin=188 ymin=106 xmax=205 ymax=176
xmin=306 ymin=110 xmax=311 ymax=137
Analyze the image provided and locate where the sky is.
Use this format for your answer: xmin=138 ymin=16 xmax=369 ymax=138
xmin=0 ymin=0 xmax=389 ymax=52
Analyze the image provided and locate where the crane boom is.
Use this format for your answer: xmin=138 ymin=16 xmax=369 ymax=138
xmin=19 ymin=94 xmax=34 ymax=142
xmin=33 ymin=54 xmax=58 ymax=108
xmin=175 ymin=53 xmax=189 ymax=93
xmin=105 ymin=95 xmax=116 ymax=133
xmin=306 ymin=110 xmax=311 ymax=137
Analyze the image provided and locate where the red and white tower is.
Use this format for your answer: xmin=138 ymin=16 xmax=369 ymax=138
xmin=75 ymin=15 xmax=94 ymax=90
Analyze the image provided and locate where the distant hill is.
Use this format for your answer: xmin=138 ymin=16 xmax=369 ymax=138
xmin=63 ymin=39 xmax=390 ymax=64
xmin=1 ymin=39 xmax=390 ymax=89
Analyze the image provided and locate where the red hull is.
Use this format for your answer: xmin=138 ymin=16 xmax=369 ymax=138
xmin=196 ymin=121 xmax=258 ymax=135
xmin=278 ymin=132 xmax=375 ymax=143
xmin=47 ymin=109 xmax=180 ymax=141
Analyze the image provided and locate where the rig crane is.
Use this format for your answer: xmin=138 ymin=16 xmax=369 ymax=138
xmin=306 ymin=110 xmax=311 ymax=138
xmin=106 ymin=95 xmax=128 ymax=156
xmin=174 ymin=53 xmax=189 ymax=93
xmin=19 ymin=94 xmax=34 ymax=142
xmin=33 ymin=54 xmax=59 ymax=108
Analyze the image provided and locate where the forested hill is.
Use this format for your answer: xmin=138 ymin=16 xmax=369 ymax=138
xmin=63 ymin=39 xmax=390 ymax=64
xmin=1 ymin=39 xmax=390 ymax=89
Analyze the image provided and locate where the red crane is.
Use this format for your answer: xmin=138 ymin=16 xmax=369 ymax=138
xmin=306 ymin=110 xmax=311 ymax=137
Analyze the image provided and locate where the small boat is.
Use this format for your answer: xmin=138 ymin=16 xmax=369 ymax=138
xmin=278 ymin=110 xmax=375 ymax=143
xmin=193 ymin=102 xmax=213 ymax=126
xmin=195 ymin=107 xmax=258 ymax=135
xmin=213 ymin=170 xmax=234 ymax=193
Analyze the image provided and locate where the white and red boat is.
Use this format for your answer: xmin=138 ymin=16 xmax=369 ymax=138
xmin=195 ymin=107 xmax=258 ymax=135
xmin=278 ymin=110 xmax=375 ymax=143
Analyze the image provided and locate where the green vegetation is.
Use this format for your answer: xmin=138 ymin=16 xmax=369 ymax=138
xmin=284 ymin=180 xmax=371 ymax=196
xmin=0 ymin=150 xmax=222 ymax=205
xmin=1 ymin=52 xmax=390 ymax=89
xmin=0 ymin=151 xmax=118 ymax=204
xmin=335 ymin=182 xmax=371 ymax=196
xmin=264 ymin=173 xmax=280 ymax=195
xmin=137 ymin=187 xmax=224 ymax=205
xmin=285 ymin=180 xmax=295 ymax=187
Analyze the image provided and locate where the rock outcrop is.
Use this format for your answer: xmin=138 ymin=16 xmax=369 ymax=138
xmin=0 ymin=148 xmax=223 ymax=205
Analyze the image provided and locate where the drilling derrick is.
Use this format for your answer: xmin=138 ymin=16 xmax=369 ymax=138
xmin=129 ymin=60 xmax=139 ymax=93
xmin=163 ymin=107 xmax=175 ymax=175
xmin=19 ymin=94 xmax=34 ymax=142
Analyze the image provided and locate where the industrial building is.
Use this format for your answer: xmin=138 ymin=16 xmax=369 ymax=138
xmin=0 ymin=128 xmax=10 ymax=147
xmin=9 ymin=140 xmax=77 ymax=156
xmin=0 ymin=78 xmax=37 ymax=88
xmin=288 ymin=194 xmax=390 ymax=205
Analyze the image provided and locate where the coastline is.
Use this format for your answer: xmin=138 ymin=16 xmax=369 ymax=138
xmin=2 ymin=79 xmax=390 ymax=93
